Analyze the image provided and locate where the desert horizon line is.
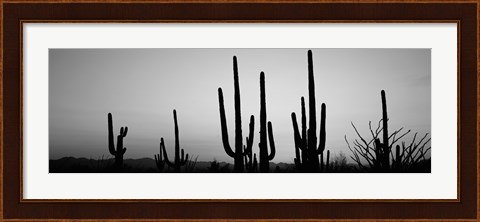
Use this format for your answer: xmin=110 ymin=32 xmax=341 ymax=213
xmin=49 ymin=49 xmax=430 ymax=173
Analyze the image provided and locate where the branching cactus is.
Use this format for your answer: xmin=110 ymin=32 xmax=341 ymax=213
xmin=292 ymin=97 xmax=308 ymax=170
xmin=243 ymin=116 xmax=255 ymax=172
xmin=218 ymin=56 xmax=255 ymax=172
xmin=107 ymin=113 xmax=128 ymax=170
xmin=161 ymin=110 xmax=189 ymax=173
xmin=258 ymin=72 xmax=276 ymax=172
xmin=154 ymin=142 xmax=166 ymax=172
xmin=291 ymin=50 xmax=327 ymax=172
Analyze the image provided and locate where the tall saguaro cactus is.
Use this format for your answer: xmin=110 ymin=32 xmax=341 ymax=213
xmin=161 ymin=109 xmax=189 ymax=173
xmin=291 ymin=50 xmax=327 ymax=172
xmin=381 ymin=90 xmax=390 ymax=168
xmin=258 ymin=72 xmax=276 ymax=172
xmin=218 ymin=56 xmax=255 ymax=172
xmin=374 ymin=90 xmax=391 ymax=170
xmin=107 ymin=113 xmax=128 ymax=170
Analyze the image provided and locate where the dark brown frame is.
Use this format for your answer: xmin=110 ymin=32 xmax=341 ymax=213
xmin=1 ymin=1 xmax=478 ymax=220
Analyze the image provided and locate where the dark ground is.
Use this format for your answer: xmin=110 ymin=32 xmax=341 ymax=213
xmin=49 ymin=157 xmax=430 ymax=173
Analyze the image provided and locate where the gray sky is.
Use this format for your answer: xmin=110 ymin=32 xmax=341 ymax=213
xmin=49 ymin=48 xmax=431 ymax=163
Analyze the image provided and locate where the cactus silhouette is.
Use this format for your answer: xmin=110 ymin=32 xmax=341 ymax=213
xmin=292 ymin=97 xmax=308 ymax=170
xmin=161 ymin=110 xmax=189 ymax=173
xmin=371 ymin=90 xmax=391 ymax=171
xmin=218 ymin=56 xmax=255 ymax=172
xmin=291 ymin=50 xmax=327 ymax=172
xmin=107 ymin=113 xmax=128 ymax=170
xmin=347 ymin=90 xmax=431 ymax=172
xmin=379 ymin=90 xmax=390 ymax=169
xmin=154 ymin=142 xmax=166 ymax=172
xmin=243 ymin=116 xmax=256 ymax=173
xmin=258 ymin=72 xmax=276 ymax=172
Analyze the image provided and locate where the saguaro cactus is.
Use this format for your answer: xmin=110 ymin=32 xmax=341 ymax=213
xmin=218 ymin=56 xmax=255 ymax=172
xmin=161 ymin=110 xmax=189 ymax=173
xmin=292 ymin=97 xmax=307 ymax=170
xmin=107 ymin=113 xmax=128 ymax=170
xmin=291 ymin=50 xmax=327 ymax=172
xmin=347 ymin=90 xmax=430 ymax=172
xmin=380 ymin=90 xmax=390 ymax=169
xmin=258 ymin=72 xmax=276 ymax=172
xmin=154 ymin=142 xmax=166 ymax=172
xmin=373 ymin=90 xmax=391 ymax=170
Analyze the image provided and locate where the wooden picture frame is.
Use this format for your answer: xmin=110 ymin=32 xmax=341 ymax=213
xmin=1 ymin=1 xmax=478 ymax=220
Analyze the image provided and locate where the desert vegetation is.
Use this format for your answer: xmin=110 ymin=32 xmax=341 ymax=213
xmin=50 ymin=50 xmax=431 ymax=173
xmin=345 ymin=90 xmax=431 ymax=172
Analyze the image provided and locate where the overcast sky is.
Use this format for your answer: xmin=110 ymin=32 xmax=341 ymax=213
xmin=49 ymin=48 xmax=431 ymax=163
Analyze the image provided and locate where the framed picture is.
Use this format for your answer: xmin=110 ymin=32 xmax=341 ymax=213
xmin=2 ymin=1 xmax=478 ymax=220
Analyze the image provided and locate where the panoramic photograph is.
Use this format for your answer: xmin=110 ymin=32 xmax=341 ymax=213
xmin=49 ymin=48 xmax=431 ymax=173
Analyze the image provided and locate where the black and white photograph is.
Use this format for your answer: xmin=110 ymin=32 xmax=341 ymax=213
xmin=49 ymin=48 xmax=431 ymax=173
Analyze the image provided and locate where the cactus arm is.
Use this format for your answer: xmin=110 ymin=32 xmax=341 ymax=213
xmin=117 ymin=127 xmax=128 ymax=155
xmin=155 ymin=142 xmax=164 ymax=169
xmin=291 ymin=113 xmax=304 ymax=150
xmin=307 ymin=50 xmax=317 ymax=150
xmin=267 ymin=121 xmax=276 ymax=161
xmin=154 ymin=154 xmax=159 ymax=166
xmin=218 ymin=88 xmax=236 ymax=158
xmin=161 ymin=138 xmax=175 ymax=167
xmin=244 ymin=138 xmax=251 ymax=157
xmin=245 ymin=115 xmax=255 ymax=152
xmin=154 ymin=154 xmax=160 ymax=169
xmin=300 ymin=97 xmax=309 ymax=165
xmin=300 ymin=97 xmax=307 ymax=148
xmin=181 ymin=149 xmax=185 ymax=163
xmin=180 ymin=149 xmax=189 ymax=165
xmin=317 ymin=103 xmax=326 ymax=154
xmin=292 ymin=113 xmax=302 ymax=166
xmin=107 ymin=113 xmax=115 ymax=155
